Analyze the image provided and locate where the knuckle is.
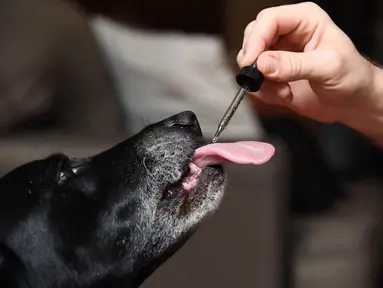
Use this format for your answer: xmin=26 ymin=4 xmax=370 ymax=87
xmin=324 ymin=50 xmax=343 ymax=75
xmin=301 ymin=2 xmax=321 ymax=11
xmin=256 ymin=7 xmax=272 ymax=20
xmin=286 ymin=53 xmax=303 ymax=78
xmin=301 ymin=2 xmax=329 ymax=19
xmin=244 ymin=20 xmax=255 ymax=37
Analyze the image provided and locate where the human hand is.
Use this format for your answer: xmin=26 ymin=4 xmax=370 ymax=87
xmin=237 ymin=2 xmax=383 ymax=128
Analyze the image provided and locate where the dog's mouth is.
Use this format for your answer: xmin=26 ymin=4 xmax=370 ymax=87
xmin=164 ymin=141 xmax=275 ymax=199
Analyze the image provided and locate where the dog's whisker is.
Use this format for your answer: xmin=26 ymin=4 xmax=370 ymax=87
xmin=142 ymin=157 xmax=152 ymax=176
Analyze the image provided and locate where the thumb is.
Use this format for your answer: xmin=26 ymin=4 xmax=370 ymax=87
xmin=257 ymin=49 xmax=341 ymax=82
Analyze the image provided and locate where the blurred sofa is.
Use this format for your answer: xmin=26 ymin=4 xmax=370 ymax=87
xmin=0 ymin=0 xmax=291 ymax=287
xmin=0 ymin=0 xmax=123 ymax=135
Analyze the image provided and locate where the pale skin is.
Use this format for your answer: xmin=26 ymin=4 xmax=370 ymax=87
xmin=237 ymin=2 xmax=383 ymax=147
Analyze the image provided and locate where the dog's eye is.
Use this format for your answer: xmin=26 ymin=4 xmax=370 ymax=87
xmin=71 ymin=167 xmax=81 ymax=174
xmin=57 ymin=161 xmax=83 ymax=184
xmin=58 ymin=169 xmax=75 ymax=184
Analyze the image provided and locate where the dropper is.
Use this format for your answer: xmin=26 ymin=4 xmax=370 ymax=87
xmin=212 ymin=60 xmax=265 ymax=143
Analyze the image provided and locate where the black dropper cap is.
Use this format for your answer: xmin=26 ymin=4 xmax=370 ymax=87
xmin=236 ymin=61 xmax=264 ymax=92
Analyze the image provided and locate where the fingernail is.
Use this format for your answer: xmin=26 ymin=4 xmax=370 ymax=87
xmin=263 ymin=56 xmax=278 ymax=74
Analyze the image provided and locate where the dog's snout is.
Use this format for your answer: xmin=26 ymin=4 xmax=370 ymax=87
xmin=166 ymin=111 xmax=202 ymax=134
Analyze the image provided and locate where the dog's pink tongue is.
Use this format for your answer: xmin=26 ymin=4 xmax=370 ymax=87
xmin=192 ymin=141 xmax=275 ymax=168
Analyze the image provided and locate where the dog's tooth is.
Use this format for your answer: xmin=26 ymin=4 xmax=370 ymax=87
xmin=188 ymin=162 xmax=201 ymax=174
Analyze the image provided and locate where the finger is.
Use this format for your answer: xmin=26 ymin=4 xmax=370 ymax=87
xmin=237 ymin=49 xmax=245 ymax=66
xmin=241 ymin=2 xmax=327 ymax=66
xmin=238 ymin=21 xmax=256 ymax=65
xmin=243 ymin=20 xmax=256 ymax=47
xmin=242 ymin=20 xmax=282 ymax=55
xmin=250 ymin=80 xmax=293 ymax=105
xmin=238 ymin=21 xmax=279 ymax=66
xmin=257 ymin=49 xmax=343 ymax=82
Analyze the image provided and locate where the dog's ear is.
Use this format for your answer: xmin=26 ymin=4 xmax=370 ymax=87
xmin=0 ymin=243 xmax=28 ymax=287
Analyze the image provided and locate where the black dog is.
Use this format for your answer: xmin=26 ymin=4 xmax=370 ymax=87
xmin=0 ymin=111 xmax=225 ymax=288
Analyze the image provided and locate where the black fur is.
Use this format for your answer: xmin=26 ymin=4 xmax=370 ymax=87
xmin=0 ymin=111 xmax=225 ymax=288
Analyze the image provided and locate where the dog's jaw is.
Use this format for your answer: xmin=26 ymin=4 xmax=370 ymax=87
xmin=132 ymin=170 xmax=225 ymax=288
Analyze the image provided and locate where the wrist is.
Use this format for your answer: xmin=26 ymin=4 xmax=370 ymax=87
xmin=344 ymin=64 xmax=383 ymax=147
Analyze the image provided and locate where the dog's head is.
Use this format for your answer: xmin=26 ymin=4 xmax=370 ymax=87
xmin=0 ymin=111 xmax=225 ymax=288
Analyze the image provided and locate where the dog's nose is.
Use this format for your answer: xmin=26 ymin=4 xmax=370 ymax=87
xmin=171 ymin=111 xmax=198 ymax=127
xmin=166 ymin=111 xmax=202 ymax=134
